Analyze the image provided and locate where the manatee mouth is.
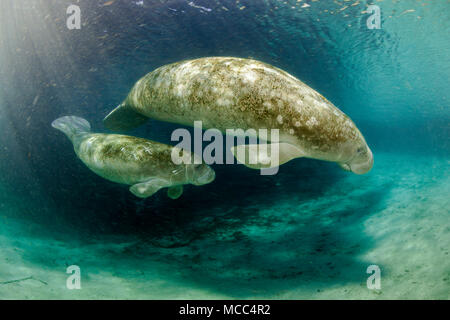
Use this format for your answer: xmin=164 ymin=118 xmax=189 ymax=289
xmin=349 ymin=162 xmax=372 ymax=175
xmin=339 ymin=148 xmax=373 ymax=175
xmin=349 ymin=148 xmax=374 ymax=175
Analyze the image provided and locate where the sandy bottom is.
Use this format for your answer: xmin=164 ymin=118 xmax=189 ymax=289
xmin=0 ymin=152 xmax=448 ymax=299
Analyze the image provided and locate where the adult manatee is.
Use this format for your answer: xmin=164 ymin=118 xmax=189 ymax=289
xmin=104 ymin=57 xmax=373 ymax=174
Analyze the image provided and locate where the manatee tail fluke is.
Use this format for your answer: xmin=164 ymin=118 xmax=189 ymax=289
xmin=52 ymin=116 xmax=91 ymax=138
xmin=103 ymin=103 xmax=148 ymax=131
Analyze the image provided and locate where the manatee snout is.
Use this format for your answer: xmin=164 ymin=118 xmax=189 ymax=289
xmin=348 ymin=146 xmax=374 ymax=175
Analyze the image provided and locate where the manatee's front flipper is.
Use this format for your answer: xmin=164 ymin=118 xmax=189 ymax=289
xmin=129 ymin=178 xmax=171 ymax=198
xmin=231 ymin=143 xmax=305 ymax=169
xmin=103 ymin=103 xmax=148 ymax=131
xmin=167 ymin=185 xmax=183 ymax=200
xmin=338 ymin=163 xmax=352 ymax=172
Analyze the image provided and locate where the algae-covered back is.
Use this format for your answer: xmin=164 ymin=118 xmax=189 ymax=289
xmin=76 ymin=133 xmax=188 ymax=184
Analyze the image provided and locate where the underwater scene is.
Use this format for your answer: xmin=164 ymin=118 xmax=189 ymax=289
xmin=0 ymin=0 xmax=448 ymax=300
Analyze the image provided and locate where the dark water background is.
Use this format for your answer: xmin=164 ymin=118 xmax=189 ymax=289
xmin=0 ymin=0 xmax=448 ymax=298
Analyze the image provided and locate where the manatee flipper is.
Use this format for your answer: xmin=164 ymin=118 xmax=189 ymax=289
xmin=231 ymin=143 xmax=305 ymax=169
xmin=103 ymin=103 xmax=148 ymax=131
xmin=129 ymin=178 xmax=171 ymax=198
xmin=167 ymin=185 xmax=183 ymax=199
xmin=339 ymin=163 xmax=352 ymax=172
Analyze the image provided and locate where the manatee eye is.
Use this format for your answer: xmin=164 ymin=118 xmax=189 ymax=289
xmin=357 ymin=147 xmax=366 ymax=154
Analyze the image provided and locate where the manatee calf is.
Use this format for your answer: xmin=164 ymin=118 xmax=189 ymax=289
xmin=52 ymin=116 xmax=215 ymax=199
xmin=104 ymin=57 xmax=373 ymax=174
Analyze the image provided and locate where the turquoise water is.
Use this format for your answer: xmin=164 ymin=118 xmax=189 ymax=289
xmin=0 ymin=0 xmax=448 ymax=299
